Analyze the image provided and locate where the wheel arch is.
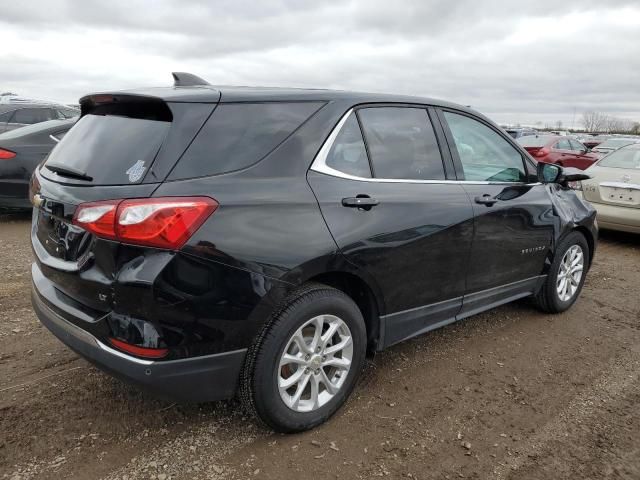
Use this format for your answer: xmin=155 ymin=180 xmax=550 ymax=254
xmin=307 ymin=270 xmax=383 ymax=355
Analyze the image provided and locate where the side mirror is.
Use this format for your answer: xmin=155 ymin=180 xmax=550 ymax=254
xmin=537 ymin=162 xmax=562 ymax=183
xmin=538 ymin=162 xmax=592 ymax=185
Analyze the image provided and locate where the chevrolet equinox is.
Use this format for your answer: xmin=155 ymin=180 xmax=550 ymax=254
xmin=30 ymin=73 xmax=597 ymax=432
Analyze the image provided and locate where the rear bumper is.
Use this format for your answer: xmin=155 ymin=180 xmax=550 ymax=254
xmin=31 ymin=282 xmax=246 ymax=402
xmin=589 ymin=201 xmax=640 ymax=233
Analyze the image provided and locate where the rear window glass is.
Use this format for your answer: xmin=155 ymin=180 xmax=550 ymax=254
xmin=44 ymin=114 xmax=170 ymax=184
xmin=598 ymin=146 xmax=640 ymax=169
xmin=517 ymin=136 xmax=552 ymax=147
xmin=169 ymin=102 xmax=322 ymax=180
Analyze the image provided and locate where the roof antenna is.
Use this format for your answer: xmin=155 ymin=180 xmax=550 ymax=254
xmin=172 ymin=72 xmax=211 ymax=87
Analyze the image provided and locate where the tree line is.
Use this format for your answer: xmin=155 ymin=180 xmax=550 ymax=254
xmin=581 ymin=111 xmax=640 ymax=134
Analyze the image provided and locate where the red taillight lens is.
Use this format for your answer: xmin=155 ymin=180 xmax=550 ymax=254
xmin=73 ymin=200 xmax=119 ymax=239
xmin=0 ymin=148 xmax=16 ymax=159
xmin=535 ymin=148 xmax=550 ymax=158
xmin=109 ymin=338 xmax=168 ymax=359
xmin=73 ymin=197 xmax=217 ymax=249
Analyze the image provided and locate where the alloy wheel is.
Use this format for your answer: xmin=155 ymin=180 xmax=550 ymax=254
xmin=556 ymin=244 xmax=584 ymax=302
xmin=277 ymin=314 xmax=353 ymax=412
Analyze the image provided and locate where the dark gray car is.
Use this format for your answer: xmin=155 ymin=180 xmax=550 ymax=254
xmin=0 ymin=118 xmax=76 ymax=209
xmin=0 ymin=103 xmax=79 ymax=134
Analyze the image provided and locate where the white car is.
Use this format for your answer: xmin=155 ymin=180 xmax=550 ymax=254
xmin=580 ymin=144 xmax=640 ymax=234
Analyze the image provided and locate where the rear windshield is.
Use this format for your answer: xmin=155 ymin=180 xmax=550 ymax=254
xmin=598 ymin=146 xmax=640 ymax=169
xmin=44 ymin=114 xmax=170 ymax=184
xmin=168 ymin=102 xmax=323 ymax=180
xmin=517 ymin=135 xmax=552 ymax=147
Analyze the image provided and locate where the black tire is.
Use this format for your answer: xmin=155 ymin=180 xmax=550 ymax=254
xmin=534 ymin=231 xmax=590 ymax=313
xmin=239 ymin=283 xmax=366 ymax=432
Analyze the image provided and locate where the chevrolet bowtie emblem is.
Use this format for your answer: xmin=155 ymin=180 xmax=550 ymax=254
xmin=32 ymin=193 xmax=44 ymax=208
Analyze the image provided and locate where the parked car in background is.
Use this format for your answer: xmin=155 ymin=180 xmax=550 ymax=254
xmin=505 ymin=127 xmax=537 ymax=139
xmin=591 ymin=137 xmax=640 ymax=155
xmin=579 ymin=144 xmax=640 ymax=234
xmin=579 ymin=134 xmax=608 ymax=149
xmin=30 ymin=73 xmax=597 ymax=432
xmin=0 ymin=118 xmax=75 ymax=209
xmin=0 ymin=103 xmax=79 ymax=134
xmin=517 ymin=135 xmax=601 ymax=170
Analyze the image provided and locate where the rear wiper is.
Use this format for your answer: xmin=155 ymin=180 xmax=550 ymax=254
xmin=45 ymin=163 xmax=93 ymax=182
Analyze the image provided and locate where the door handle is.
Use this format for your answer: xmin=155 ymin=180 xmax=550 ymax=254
xmin=342 ymin=195 xmax=379 ymax=210
xmin=474 ymin=194 xmax=498 ymax=206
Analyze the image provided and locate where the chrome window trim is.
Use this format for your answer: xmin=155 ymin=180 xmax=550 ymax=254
xmin=309 ymin=108 xmax=541 ymax=187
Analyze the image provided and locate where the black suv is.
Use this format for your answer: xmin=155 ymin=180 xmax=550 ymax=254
xmin=30 ymin=73 xmax=597 ymax=432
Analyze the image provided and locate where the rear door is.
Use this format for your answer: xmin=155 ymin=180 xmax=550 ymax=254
xmin=308 ymin=105 xmax=474 ymax=347
xmin=437 ymin=109 xmax=555 ymax=317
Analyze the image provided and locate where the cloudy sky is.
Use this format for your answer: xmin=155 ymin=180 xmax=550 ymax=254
xmin=2 ymin=0 xmax=639 ymax=127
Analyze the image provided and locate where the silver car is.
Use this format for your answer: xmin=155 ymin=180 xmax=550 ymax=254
xmin=580 ymin=143 xmax=640 ymax=234
xmin=0 ymin=103 xmax=79 ymax=134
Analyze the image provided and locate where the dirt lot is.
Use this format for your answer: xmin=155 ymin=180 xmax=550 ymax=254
xmin=1 ymin=211 xmax=639 ymax=480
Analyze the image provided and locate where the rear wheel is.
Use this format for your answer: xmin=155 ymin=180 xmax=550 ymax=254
xmin=534 ymin=231 xmax=589 ymax=313
xmin=240 ymin=284 xmax=366 ymax=432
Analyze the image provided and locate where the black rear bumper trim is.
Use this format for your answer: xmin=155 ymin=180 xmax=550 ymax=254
xmin=31 ymin=283 xmax=246 ymax=402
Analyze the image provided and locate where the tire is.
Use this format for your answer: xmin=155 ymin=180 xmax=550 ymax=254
xmin=534 ymin=231 xmax=590 ymax=313
xmin=239 ymin=283 xmax=367 ymax=432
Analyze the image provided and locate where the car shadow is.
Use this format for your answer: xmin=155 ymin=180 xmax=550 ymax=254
xmin=598 ymin=229 xmax=639 ymax=246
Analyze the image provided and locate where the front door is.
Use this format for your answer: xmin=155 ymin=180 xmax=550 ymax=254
xmin=308 ymin=106 xmax=475 ymax=347
xmin=437 ymin=109 xmax=555 ymax=317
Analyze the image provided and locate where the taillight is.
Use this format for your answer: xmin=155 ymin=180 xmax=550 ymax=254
xmin=73 ymin=197 xmax=217 ymax=249
xmin=535 ymin=148 xmax=550 ymax=158
xmin=0 ymin=148 xmax=16 ymax=159
xmin=109 ymin=338 xmax=168 ymax=359
xmin=74 ymin=200 xmax=119 ymax=239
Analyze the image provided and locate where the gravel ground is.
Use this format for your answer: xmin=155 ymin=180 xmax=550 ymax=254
xmin=1 ymin=211 xmax=639 ymax=480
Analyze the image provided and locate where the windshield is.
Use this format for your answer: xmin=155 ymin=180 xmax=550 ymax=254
xmin=596 ymin=138 xmax=637 ymax=150
xmin=598 ymin=146 xmax=640 ymax=169
xmin=517 ymin=135 xmax=553 ymax=147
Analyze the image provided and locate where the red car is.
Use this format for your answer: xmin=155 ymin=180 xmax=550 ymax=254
xmin=517 ymin=135 xmax=602 ymax=170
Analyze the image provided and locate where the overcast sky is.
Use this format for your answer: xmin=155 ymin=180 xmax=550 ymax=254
xmin=2 ymin=0 xmax=639 ymax=127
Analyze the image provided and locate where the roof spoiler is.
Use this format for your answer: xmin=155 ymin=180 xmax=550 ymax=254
xmin=172 ymin=72 xmax=211 ymax=87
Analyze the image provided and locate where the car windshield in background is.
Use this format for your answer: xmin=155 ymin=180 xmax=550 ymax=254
xmin=597 ymin=145 xmax=640 ymax=169
xmin=517 ymin=135 xmax=552 ymax=147
xmin=596 ymin=138 xmax=636 ymax=150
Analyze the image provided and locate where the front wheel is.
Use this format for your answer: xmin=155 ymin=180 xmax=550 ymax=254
xmin=534 ymin=231 xmax=590 ymax=313
xmin=240 ymin=284 xmax=367 ymax=432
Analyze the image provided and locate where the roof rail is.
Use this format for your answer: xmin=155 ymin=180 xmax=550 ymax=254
xmin=171 ymin=72 xmax=211 ymax=87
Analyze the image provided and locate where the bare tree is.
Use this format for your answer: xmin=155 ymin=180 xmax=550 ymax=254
xmin=582 ymin=111 xmax=606 ymax=132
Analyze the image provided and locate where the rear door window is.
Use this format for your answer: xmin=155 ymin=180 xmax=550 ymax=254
xmin=443 ymin=111 xmax=526 ymax=182
xmin=357 ymin=107 xmax=445 ymax=180
xmin=554 ymin=139 xmax=571 ymax=150
xmin=169 ymin=102 xmax=323 ymax=180
xmin=569 ymin=139 xmax=585 ymax=151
